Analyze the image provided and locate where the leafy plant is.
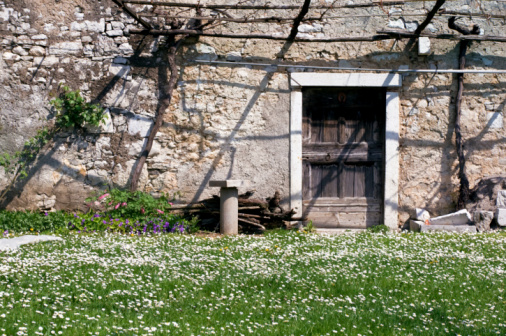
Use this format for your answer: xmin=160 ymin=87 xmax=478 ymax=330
xmin=0 ymin=86 xmax=107 ymax=203
xmin=367 ymin=224 xmax=390 ymax=233
xmin=50 ymin=86 xmax=106 ymax=129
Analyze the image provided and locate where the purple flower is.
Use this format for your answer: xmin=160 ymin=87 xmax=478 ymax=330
xmin=44 ymin=212 xmax=48 ymax=216
xmin=3 ymin=230 xmax=8 ymax=236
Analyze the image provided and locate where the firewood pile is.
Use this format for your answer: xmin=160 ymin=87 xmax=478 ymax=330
xmin=170 ymin=191 xmax=303 ymax=233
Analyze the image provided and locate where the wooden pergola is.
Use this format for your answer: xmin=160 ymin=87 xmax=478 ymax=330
xmin=110 ymin=0 xmax=506 ymax=208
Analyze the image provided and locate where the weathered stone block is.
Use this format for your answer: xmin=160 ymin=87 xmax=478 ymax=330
xmin=473 ymin=211 xmax=493 ymax=232
xmin=486 ymin=112 xmax=503 ymax=129
xmin=106 ymin=29 xmax=123 ymax=37
xmin=84 ymin=19 xmax=105 ymax=33
xmin=28 ymin=46 xmax=45 ymax=56
xmin=418 ymin=37 xmax=431 ymax=55
xmin=497 ymin=190 xmax=506 ymax=208
xmin=108 ymin=63 xmax=130 ymax=78
xmin=12 ymin=46 xmax=28 ymax=56
xmin=410 ymin=208 xmax=430 ymax=221
xmin=429 ymin=209 xmax=472 ymax=225
xmin=128 ymin=115 xmax=152 ymax=137
xmin=409 ymin=219 xmax=424 ymax=232
xmin=496 ymin=208 xmax=506 ymax=227
xmin=48 ymin=41 xmax=83 ymax=55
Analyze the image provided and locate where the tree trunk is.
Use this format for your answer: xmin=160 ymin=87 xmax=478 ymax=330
xmin=455 ymin=40 xmax=470 ymax=209
xmin=129 ymin=38 xmax=179 ymax=191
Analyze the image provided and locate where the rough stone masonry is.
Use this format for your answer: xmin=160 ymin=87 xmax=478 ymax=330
xmin=0 ymin=0 xmax=505 ymax=228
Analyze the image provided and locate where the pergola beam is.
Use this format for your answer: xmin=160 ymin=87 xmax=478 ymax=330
xmin=128 ymin=28 xmax=506 ymax=42
xmin=111 ymin=0 xmax=152 ymax=30
xmin=122 ymin=0 xmax=407 ymax=10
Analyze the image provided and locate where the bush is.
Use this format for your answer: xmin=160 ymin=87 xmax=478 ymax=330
xmin=0 ymin=210 xmax=69 ymax=234
xmin=1 ymin=190 xmax=198 ymax=235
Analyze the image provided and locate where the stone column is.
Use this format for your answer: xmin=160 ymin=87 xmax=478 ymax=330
xmin=219 ymin=187 xmax=239 ymax=235
xmin=209 ymin=180 xmax=250 ymax=235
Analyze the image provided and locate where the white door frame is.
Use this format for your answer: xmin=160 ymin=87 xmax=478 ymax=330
xmin=289 ymin=73 xmax=401 ymax=229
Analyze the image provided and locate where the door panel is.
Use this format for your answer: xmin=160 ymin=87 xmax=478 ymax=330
xmin=302 ymin=88 xmax=385 ymax=228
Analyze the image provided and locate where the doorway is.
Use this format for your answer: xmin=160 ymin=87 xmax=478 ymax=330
xmin=289 ymin=73 xmax=401 ymax=229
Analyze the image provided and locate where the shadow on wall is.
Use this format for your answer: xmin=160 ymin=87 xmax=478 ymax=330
xmin=1 ymin=39 xmax=505 ymax=213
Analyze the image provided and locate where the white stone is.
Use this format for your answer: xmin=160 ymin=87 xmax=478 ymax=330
xmin=111 ymin=21 xmax=125 ymax=30
xmin=388 ymin=19 xmax=405 ymax=30
xmin=12 ymin=46 xmax=28 ymax=56
xmin=496 ymin=208 xmax=506 ymax=227
xmin=33 ymin=55 xmax=59 ymax=67
xmin=119 ymin=43 xmax=133 ymax=54
xmin=405 ymin=21 xmax=418 ymax=32
xmin=428 ymin=209 xmax=472 ymax=225
xmin=70 ymin=21 xmax=82 ymax=31
xmin=128 ymin=139 xmax=145 ymax=156
xmin=108 ymin=63 xmax=130 ymax=78
xmin=426 ymin=24 xmax=437 ymax=33
xmin=193 ymin=43 xmax=217 ymax=61
xmin=226 ymin=51 xmax=242 ymax=62
xmin=290 ymin=73 xmax=401 ymax=88
xmin=497 ymin=190 xmax=506 ymax=208
xmin=28 ymin=46 xmax=45 ymax=56
xmin=106 ymin=29 xmax=123 ymax=37
xmin=486 ymin=112 xmax=503 ymax=129
xmin=418 ymin=37 xmax=431 ymax=55
xmin=2 ymin=52 xmax=20 ymax=61
xmin=31 ymin=34 xmax=48 ymax=40
xmin=210 ymin=180 xmax=250 ymax=188
xmin=298 ymin=23 xmax=323 ymax=33
xmin=0 ymin=235 xmax=63 ymax=251
xmin=84 ymin=19 xmax=106 ymax=33
xmin=49 ymin=41 xmax=83 ymax=55
xmin=86 ymin=109 xmax=114 ymax=134
xmin=412 ymin=208 xmax=430 ymax=221
xmin=128 ymin=115 xmax=153 ymax=137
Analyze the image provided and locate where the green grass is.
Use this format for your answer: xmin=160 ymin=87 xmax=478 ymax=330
xmin=1 ymin=231 xmax=505 ymax=335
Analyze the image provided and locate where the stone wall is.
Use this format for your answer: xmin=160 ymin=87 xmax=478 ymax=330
xmin=0 ymin=0 xmax=505 ymax=227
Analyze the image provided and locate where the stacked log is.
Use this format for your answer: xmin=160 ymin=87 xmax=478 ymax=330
xmin=170 ymin=191 xmax=303 ymax=233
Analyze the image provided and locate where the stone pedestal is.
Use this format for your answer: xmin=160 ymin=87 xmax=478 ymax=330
xmin=209 ymin=180 xmax=250 ymax=235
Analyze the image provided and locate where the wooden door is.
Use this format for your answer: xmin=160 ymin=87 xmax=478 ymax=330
xmin=302 ymin=88 xmax=385 ymax=228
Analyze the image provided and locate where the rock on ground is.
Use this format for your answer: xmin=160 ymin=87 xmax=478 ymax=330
xmin=0 ymin=235 xmax=63 ymax=251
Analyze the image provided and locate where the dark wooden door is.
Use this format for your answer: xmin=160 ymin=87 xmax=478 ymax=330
xmin=302 ymin=88 xmax=385 ymax=228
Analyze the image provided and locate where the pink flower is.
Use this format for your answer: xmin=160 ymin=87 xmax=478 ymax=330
xmin=98 ymin=193 xmax=110 ymax=200
xmin=156 ymin=209 xmax=164 ymax=214
xmin=169 ymin=202 xmax=173 ymax=206
xmin=108 ymin=201 xmax=113 ymax=206
xmin=141 ymin=208 xmax=145 ymax=214
xmin=122 ymin=202 xmax=127 ymax=207
xmin=114 ymin=203 xmax=120 ymax=210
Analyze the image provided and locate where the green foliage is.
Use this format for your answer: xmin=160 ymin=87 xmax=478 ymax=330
xmin=0 ymin=210 xmax=70 ymax=233
xmin=86 ymin=188 xmax=175 ymax=220
xmin=1 ymin=86 xmax=107 ymax=202
xmin=367 ymin=224 xmax=390 ymax=233
xmin=50 ymin=86 xmax=106 ymax=129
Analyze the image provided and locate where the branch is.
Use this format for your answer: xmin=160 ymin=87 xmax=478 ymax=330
xmin=448 ymin=16 xmax=480 ymax=35
xmin=414 ymin=0 xmax=446 ymax=35
xmin=111 ymin=0 xmax=152 ymax=30
xmin=378 ymin=29 xmax=506 ymax=42
xmin=123 ymin=0 xmax=407 ymax=10
xmin=139 ymin=14 xmax=324 ymax=23
xmin=287 ymin=0 xmax=312 ymax=41
xmin=129 ymin=28 xmax=394 ymax=41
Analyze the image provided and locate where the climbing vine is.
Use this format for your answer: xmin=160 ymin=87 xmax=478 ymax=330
xmin=0 ymin=86 xmax=107 ymax=202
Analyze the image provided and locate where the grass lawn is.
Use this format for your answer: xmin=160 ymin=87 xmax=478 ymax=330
xmin=1 ymin=231 xmax=505 ymax=336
